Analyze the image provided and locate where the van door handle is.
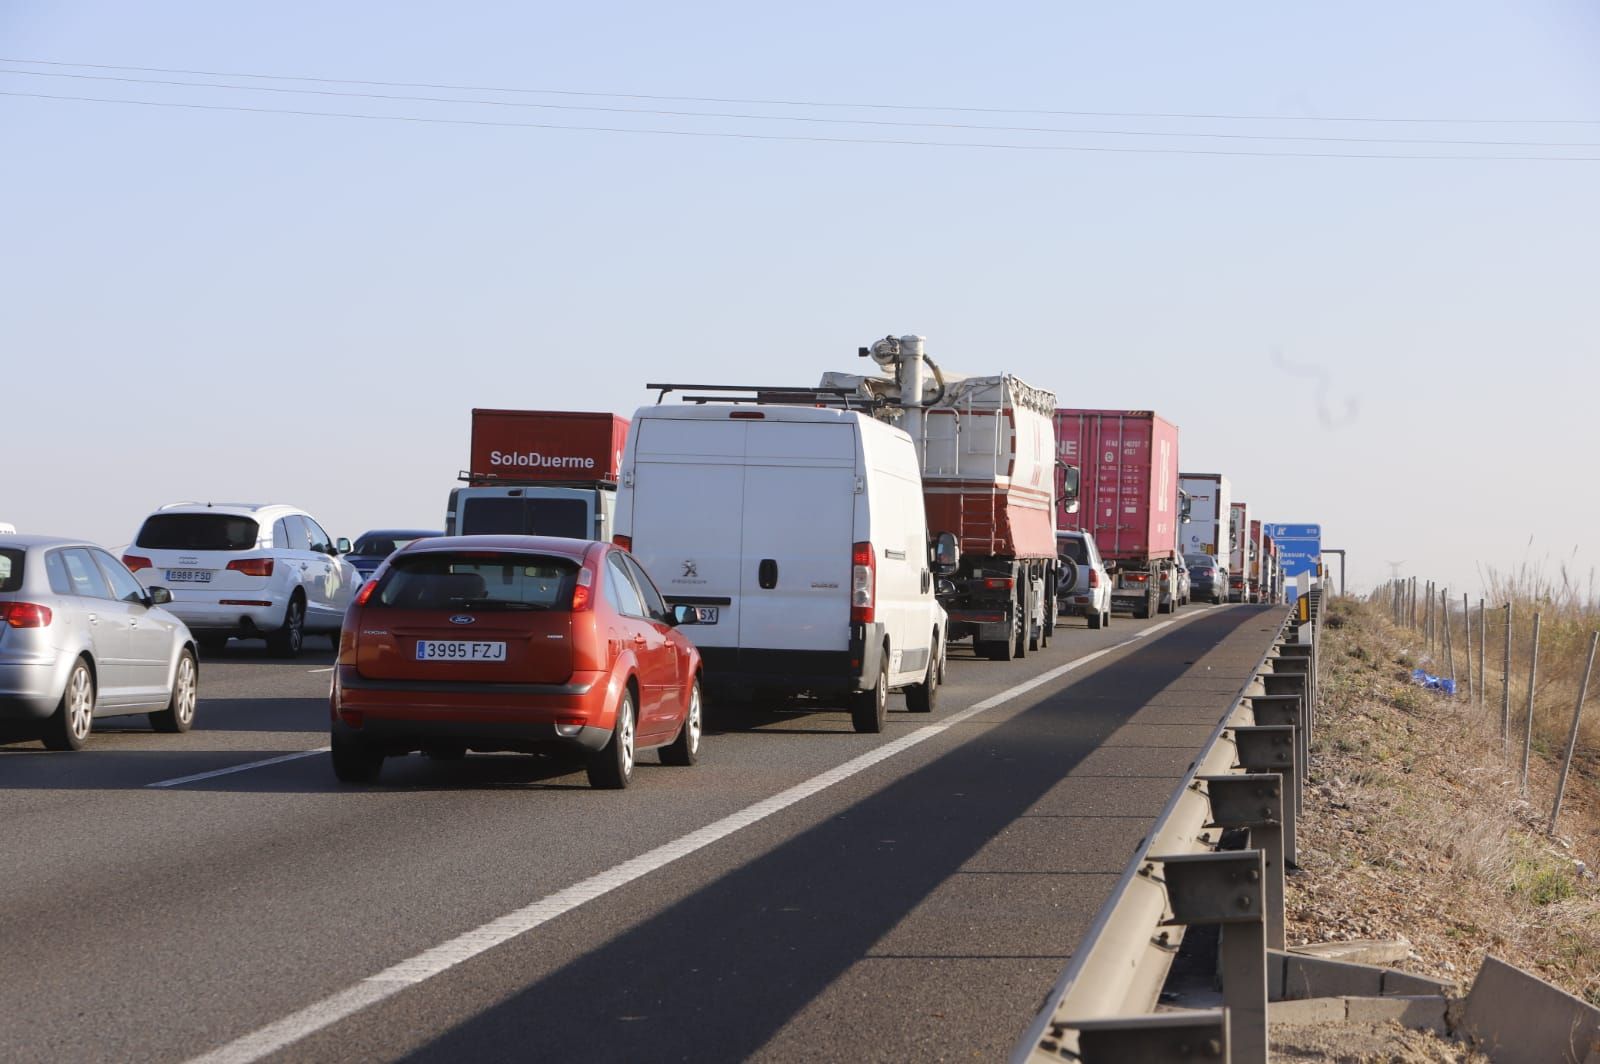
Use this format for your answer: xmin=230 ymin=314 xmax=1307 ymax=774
xmin=758 ymin=559 xmax=778 ymax=589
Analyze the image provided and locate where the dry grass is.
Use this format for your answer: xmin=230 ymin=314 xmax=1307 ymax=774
xmin=1287 ymin=596 xmax=1600 ymax=1006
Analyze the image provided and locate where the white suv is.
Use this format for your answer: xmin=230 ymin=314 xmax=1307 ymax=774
xmin=123 ymin=503 xmax=361 ymax=657
xmin=1056 ymin=530 xmax=1112 ymax=630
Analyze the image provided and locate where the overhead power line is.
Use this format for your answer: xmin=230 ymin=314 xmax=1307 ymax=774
xmin=2 ymin=66 xmax=1597 ymax=149
xmin=7 ymin=89 xmax=1598 ymax=162
xmin=4 ymin=56 xmax=1599 ymax=127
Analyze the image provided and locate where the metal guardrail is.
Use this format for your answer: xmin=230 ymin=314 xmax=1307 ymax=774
xmin=1013 ymin=591 xmax=1322 ymax=1064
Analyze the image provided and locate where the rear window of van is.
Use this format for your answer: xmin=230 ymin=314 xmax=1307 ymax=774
xmin=137 ymin=514 xmax=260 ymax=551
xmin=373 ymin=552 xmax=579 ymax=611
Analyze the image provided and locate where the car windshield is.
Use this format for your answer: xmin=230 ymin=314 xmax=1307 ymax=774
xmin=136 ymin=513 xmax=260 ymax=551
xmin=372 ymin=551 xmax=579 ymax=611
xmin=1056 ymin=537 xmax=1089 ymax=564
xmin=352 ymin=534 xmax=434 ymax=556
xmin=460 ymin=497 xmax=589 ymax=538
xmin=1185 ymin=554 xmax=1214 ymax=568
xmin=0 ymin=548 xmax=22 ymax=592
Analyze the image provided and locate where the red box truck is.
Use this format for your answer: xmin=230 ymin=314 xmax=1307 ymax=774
xmin=447 ymin=410 xmax=628 ymax=540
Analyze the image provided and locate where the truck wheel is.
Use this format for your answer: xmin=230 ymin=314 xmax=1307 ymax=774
xmin=1013 ymin=599 xmax=1029 ymax=659
xmin=905 ymin=636 xmax=938 ymax=713
xmin=851 ymin=655 xmax=889 ymax=733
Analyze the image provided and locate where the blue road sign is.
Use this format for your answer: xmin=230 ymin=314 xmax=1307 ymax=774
xmin=1264 ymin=522 xmax=1322 ymax=579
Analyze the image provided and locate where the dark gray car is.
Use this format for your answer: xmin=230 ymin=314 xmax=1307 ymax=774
xmin=0 ymin=535 xmax=199 ymax=750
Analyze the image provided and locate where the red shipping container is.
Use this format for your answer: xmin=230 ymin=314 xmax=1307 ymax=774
xmin=1053 ymin=409 xmax=1180 ymax=564
xmin=469 ymin=410 xmax=629 ymax=485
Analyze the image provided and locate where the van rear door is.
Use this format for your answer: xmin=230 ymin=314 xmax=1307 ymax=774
xmin=739 ymin=421 xmax=856 ymax=653
xmin=629 ymin=418 xmax=747 ymax=650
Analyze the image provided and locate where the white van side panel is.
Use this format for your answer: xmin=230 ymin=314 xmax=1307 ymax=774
xmin=859 ymin=424 xmax=936 ymax=685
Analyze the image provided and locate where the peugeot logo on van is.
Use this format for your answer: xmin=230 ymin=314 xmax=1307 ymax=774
xmin=448 ymin=615 xmax=476 ymax=625
xmin=681 ymin=560 xmax=698 ymax=579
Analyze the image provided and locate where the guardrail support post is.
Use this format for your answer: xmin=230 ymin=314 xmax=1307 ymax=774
xmin=1070 ymin=1010 xmax=1230 ymax=1062
xmin=1198 ymin=774 xmax=1286 ymax=950
xmin=1257 ymin=671 xmax=1310 ymax=790
xmin=1231 ymin=726 xmax=1298 ymax=867
xmin=1158 ymin=851 xmax=1268 ymax=1064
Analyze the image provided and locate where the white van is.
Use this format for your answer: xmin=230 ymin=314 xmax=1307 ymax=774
xmin=614 ymin=404 xmax=949 ymax=733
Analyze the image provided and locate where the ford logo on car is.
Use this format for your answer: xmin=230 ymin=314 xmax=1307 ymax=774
xmin=448 ymin=615 xmax=476 ymax=625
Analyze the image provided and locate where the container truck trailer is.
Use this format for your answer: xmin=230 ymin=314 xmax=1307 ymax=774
xmin=1054 ymin=409 xmax=1180 ymax=620
xmin=445 ymin=409 xmax=628 ymax=541
xmin=1247 ymin=519 xmax=1264 ymax=603
xmin=821 ymin=335 xmax=1062 ymax=662
xmin=1228 ymin=501 xmax=1253 ymax=603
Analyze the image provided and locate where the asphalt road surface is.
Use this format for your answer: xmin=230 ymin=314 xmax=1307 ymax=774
xmin=1 ymin=603 xmax=1285 ymax=1063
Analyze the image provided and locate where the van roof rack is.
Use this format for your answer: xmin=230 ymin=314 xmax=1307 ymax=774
xmin=646 ymin=382 xmax=886 ymax=410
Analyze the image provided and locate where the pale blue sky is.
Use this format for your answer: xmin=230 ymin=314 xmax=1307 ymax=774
xmin=4 ymin=2 xmax=1597 ymax=598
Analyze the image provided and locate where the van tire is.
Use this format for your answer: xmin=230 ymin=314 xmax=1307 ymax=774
xmin=851 ymin=655 xmax=888 ymax=734
xmin=905 ymin=637 xmax=938 ymax=713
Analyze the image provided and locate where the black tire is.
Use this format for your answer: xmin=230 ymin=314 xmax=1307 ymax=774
xmin=587 ymin=690 xmax=636 ymax=788
xmin=905 ymin=635 xmax=939 ymax=713
xmin=660 ymin=680 xmax=702 ymax=766
xmin=850 ymin=654 xmax=889 ymax=733
xmin=331 ymin=731 xmax=384 ymax=783
xmin=1027 ymin=584 xmax=1042 ymax=652
xmin=1013 ymin=598 xmax=1029 ymax=659
xmin=1103 ymin=608 xmax=1112 ymax=628
xmin=42 ymin=659 xmax=95 ymax=751
xmin=267 ymin=596 xmax=305 ymax=658
xmin=328 ymin=628 xmax=343 ymax=650
xmin=1087 ymin=609 xmax=1103 ymax=630
xmin=149 ymin=650 xmax=197 ymax=734
xmin=197 ymin=634 xmax=229 ymax=657
xmin=1212 ymin=594 xmax=1223 ymax=605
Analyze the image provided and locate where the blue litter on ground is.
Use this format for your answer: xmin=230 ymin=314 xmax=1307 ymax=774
xmin=1411 ymin=668 xmax=1457 ymax=695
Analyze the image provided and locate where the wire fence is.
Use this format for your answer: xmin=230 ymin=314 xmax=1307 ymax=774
xmin=1375 ymin=576 xmax=1599 ymax=836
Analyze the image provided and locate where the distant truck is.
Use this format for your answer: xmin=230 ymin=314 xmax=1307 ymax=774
xmin=1228 ymin=501 xmax=1253 ymax=602
xmin=1248 ymin=519 xmax=1264 ymax=603
xmin=1054 ymin=410 xmax=1181 ymax=620
xmin=822 ymin=335 xmax=1062 ymax=661
xmin=1178 ymin=473 xmax=1232 ymax=573
xmin=445 ymin=409 xmax=628 ymax=541
xmin=1262 ymin=530 xmax=1282 ymax=604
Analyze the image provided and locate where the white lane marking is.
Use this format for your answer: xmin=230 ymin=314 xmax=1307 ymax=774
xmin=185 ymin=614 xmax=1205 ymax=1064
xmin=146 ymin=748 xmax=331 ymax=789
xmin=307 ymin=667 xmax=335 ymax=674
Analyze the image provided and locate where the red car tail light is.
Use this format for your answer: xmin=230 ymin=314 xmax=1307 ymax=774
xmin=850 ymin=541 xmax=875 ymax=623
xmin=355 ymin=580 xmax=378 ymax=606
xmin=1088 ymin=568 xmax=1099 ymax=588
xmin=2 ymin=602 xmax=52 ymax=628
xmin=227 ymin=558 xmax=275 ymax=577
xmin=122 ymin=554 xmax=153 ymax=573
xmin=981 ymin=577 xmax=1014 ymax=591
xmin=571 ymin=565 xmax=595 ymax=612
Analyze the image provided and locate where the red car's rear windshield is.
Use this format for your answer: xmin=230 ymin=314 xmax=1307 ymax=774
xmin=371 ymin=552 xmax=579 ymax=611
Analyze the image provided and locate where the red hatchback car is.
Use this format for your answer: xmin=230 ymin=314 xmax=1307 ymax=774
xmin=329 ymin=536 xmax=705 ymax=788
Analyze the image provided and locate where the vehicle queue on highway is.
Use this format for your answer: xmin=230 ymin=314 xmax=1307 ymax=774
xmin=0 ymin=333 xmax=1286 ymax=787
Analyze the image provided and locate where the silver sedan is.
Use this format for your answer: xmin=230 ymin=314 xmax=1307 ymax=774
xmin=0 ymin=535 xmax=199 ymax=750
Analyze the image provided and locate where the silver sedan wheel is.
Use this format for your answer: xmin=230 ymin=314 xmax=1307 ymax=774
xmin=172 ymin=655 xmax=197 ymax=726
xmin=66 ymin=664 xmax=94 ymax=742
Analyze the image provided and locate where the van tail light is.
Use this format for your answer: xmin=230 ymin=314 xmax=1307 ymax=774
xmin=850 ymin=541 xmax=875 ymax=623
xmin=571 ymin=566 xmax=595 ymax=612
xmin=122 ymin=554 xmax=153 ymax=573
xmin=2 ymin=602 xmax=53 ymax=628
xmin=613 ymin=535 xmax=632 ymax=552
xmin=227 ymin=558 xmax=275 ymax=577
xmin=1088 ymin=568 xmax=1099 ymax=588
xmin=354 ymin=580 xmax=378 ymax=606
